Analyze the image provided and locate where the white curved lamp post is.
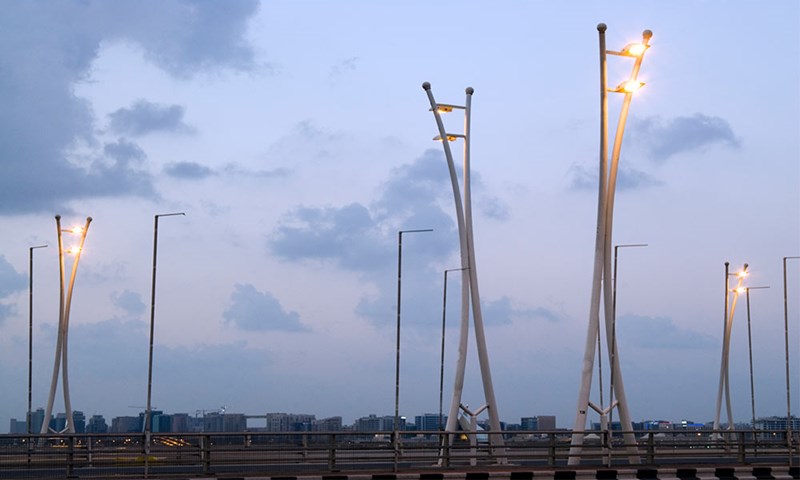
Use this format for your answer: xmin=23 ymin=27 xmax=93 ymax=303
xmin=41 ymin=215 xmax=92 ymax=435
xmin=570 ymin=24 xmax=652 ymax=466
xmin=423 ymin=82 xmax=505 ymax=463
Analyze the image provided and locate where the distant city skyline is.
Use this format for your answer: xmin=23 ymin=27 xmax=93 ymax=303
xmin=0 ymin=1 xmax=798 ymax=435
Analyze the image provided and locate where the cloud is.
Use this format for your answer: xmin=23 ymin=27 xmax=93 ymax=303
xmin=164 ymin=161 xmax=216 ymax=180
xmin=0 ymin=303 xmax=16 ymax=325
xmin=0 ymin=1 xmax=259 ymax=215
xmin=329 ymin=57 xmax=359 ymax=84
xmin=222 ymin=164 xmax=292 ymax=179
xmin=0 ymin=256 xmax=26 ymax=298
xmin=108 ymin=100 xmax=194 ymax=136
xmin=482 ymin=296 xmax=564 ymax=326
xmin=568 ymin=164 xmax=662 ymax=191
xmin=103 ymin=139 xmax=147 ymax=164
xmin=616 ymin=314 xmax=716 ymax=349
xmin=111 ymin=290 xmax=146 ymax=316
xmin=633 ymin=114 xmax=741 ymax=162
xmin=270 ymin=150 xmax=512 ymax=328
xmin=223 ymin=283 xmax=307 ymax=332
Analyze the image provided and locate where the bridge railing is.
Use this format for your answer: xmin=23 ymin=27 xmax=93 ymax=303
xmin=0 ymin=429 xmax=795 ymax=478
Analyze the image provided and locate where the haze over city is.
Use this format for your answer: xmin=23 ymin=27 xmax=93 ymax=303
xmin=0 ymin=1 xmax=798 ymax=433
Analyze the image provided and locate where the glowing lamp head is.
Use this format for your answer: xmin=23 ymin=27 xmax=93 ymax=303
xmin=69 ymin=225 xmax=84 ymax=235
xmin=737 ymin=270 xmax=749 ymax=278
xmin=734 ymin=287 xmax=747 ymax=294
xmin=622 ymin=43 xmax=648 ymax=57
xmin=65 ymin=246 xmax=81 ymax=255
xmin=618 ymin=80 xmax=645 ymax=93
xmin=433 ymin=134 xmax=461 ymax=142
xmin=436 ymin=105 xmax=454 ymax=113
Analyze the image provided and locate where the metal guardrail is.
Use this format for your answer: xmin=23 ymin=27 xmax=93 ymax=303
xmin=0 ymin=429 xmax=795 ymax=479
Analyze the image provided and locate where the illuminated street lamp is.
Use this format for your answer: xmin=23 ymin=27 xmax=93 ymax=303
xmin=784 ymin=255 xmax=800 ymax=463
xmin=423 ymin=82 xmax=506 ymax=462
xmin=394 ymin=227 xmax=432 ymax=470
xmin=41 ymin=215 xmax=92 ymax=435
xmin=712 ymin=262 xmax=749 ymax=439
xmin=571 ymin=24 xmax=652 ymax=466
xmin=27 ymin=244 xmax=47 ymax=434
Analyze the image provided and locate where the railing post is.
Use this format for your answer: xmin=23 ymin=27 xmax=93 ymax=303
xmin=201 ymin=434 xmax=210 ymax=475
xmin=737 ymin=432 xmax=745 ymax=463
xmin=67 ymin=435 xmax=75 ymax=478
xmin=548 ymin=432 xmax=556 ymax=467
xmin=646 ymin=432 xmax=654 ymax=464
xmin=328 ymin=433 xmax=336 ymax=471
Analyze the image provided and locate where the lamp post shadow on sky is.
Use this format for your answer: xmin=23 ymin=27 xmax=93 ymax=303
xmin=393 ymin=227 xmax=432 ymax=471
xmin=570 ymin=24 xmax=652 ymax=467
xmin=41 ymin=215 xmax=92 ymax=435
xmin=144 ymin=212 xmax=185 ymax=478
xmin=712 ymin=262 xmax=748 ymax=440
xmin=783 ymin=255 xmax=800 ymax=465
xmin=423 ymin=82 xmax=506 ymax=464
xmin=27 ymin=244 xmax=47 ymax=435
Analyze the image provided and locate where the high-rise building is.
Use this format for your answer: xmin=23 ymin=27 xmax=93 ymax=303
xmin=111 ymin=416 xmax=142 ymax=433
xmin=313 ymin=416 xmax=342 ymax=432
xmin=30 ymin=408 xmax=46 ymax=434
xmin=9 ymin=418 xmax=26 ymax=434
xmin=354 ymin=414 xmax=403 ymax=432
xmin=521 ymin=415 xmax=556 ymax=431
xmin=415 ymin=413 xmax=445 ymax=432
xmin=87 ymin=415 xmax=108 ymax=433
xmin=73 ymin=411 xmax=86 ymax=433
xmin=265 ymin=413 xmax=316 ymax=432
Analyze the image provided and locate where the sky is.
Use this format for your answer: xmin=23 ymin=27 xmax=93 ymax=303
xmin=0 ymin=1 xmax=798 ymax=431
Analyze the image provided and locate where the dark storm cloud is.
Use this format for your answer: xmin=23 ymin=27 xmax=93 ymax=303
xmin=633 ymin=114 xmax=741 ymax=162
xmin=616 ymin=314 xmax=715 ymax=349
xmin=108 ymin=100 xmax=193 ymax=136
xmin=164 ymin=161 xmax=216 ymax=180
xmin=0 ymin=1 xmax=259 ymax=215
xmin=223 ymin=283 xmax=307 ymax=332
xmin=568 ymin=164 xmax=662 ymax=192
xmin=111 ymin=290 xmax=146 ymax=316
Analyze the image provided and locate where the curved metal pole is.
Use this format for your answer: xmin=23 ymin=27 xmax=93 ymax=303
xmin=713 ymin=263 xmax=747 ymax=436
xmin=60 ymin=216 xmax=92 ymax=433
xmin=42 ymin=216 xmax=67 ymax=434
xmin=440 ymin=267 xmax=468 ymax=432
xmin=462 ymin=87 xmax=505 ymax=454
xmin=570 ymin=23 xmax=610 ymax=465
xmin=423 ymin=82 xmax=471 ymax=443
xmin=600 ymin=30 xmax=652 ymax=465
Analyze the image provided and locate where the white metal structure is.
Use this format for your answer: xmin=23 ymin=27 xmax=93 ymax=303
xmin=422 ymin=83 xmax=505 ymax=461
xmin=712 ymin=262 xmax=749 ymax=438
xmin=569 ymin=24 xmax=652 ymax=465
xmin=41 ymin=215 xmax=92 ymax=435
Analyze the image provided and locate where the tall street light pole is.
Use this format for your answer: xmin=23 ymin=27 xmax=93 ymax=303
xmin=439 ymin=267 xmax=468 ymax=432
xmin=713 ymin=262 xmax=748 ymax=439
xmin=42 ymin=215 xmax=92 ymax=435
xmin=394 ymin=228 xmax=432 ymax=469
xmin=145 ymin=213 xmax=185 ymax=437
xmin=784 ymin=256 xmax=800 ymax=463
xmin=742 ymin=286 xmax=769 ymax=432
xmin=608 ymin=243 xmax=647 ymax=433
xmin=571 ymin=24 xmax=652 ymax=467
xmin=28 ymin=244 xmax=47 ymax=434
